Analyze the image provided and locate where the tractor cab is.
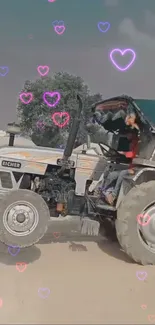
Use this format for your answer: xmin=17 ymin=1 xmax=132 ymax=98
xmin=81 ymin=95 xmax=155 ymax=212
xmin=88 ymin=95 xmax=155 ymax=163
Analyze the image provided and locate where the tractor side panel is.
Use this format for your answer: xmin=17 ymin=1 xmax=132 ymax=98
xmin=0 ymin=147 xmax=77 ymax=167
xmin=75 ymin=154 xmax=107 ymax=195
xmin=0 ymin=157 xmax=47 ymax=175
xmin=0 ymin=170 xmax=24 ymax=197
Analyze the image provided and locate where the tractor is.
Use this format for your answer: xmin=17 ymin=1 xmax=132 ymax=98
xmin=0 ymin=95 xmax=155 ymax=265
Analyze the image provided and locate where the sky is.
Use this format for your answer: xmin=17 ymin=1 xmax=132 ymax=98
xmin=0 ymin=0 xmax=155 ymax=128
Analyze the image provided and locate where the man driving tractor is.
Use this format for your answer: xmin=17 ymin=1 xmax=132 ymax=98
xmin=103 ymin=112 xmax=140 ymax=205
xmin=104 ymin=131 xmax=139 ymax=205
xmin=87 ymin=110 xmax=140 ymax=206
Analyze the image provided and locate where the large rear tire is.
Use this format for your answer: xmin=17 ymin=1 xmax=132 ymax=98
xmin=116 ymin=181 xmax=155 ymax=265
xmin=0 ymin=189 xmax=50 ymax=247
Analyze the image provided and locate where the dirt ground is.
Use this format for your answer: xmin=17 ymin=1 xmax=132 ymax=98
xmin=0 ymin=224 xmax=154 ymax=325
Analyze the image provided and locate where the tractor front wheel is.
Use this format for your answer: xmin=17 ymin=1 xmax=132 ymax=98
xmin=0 ymin=189 xmax=50 ymax=247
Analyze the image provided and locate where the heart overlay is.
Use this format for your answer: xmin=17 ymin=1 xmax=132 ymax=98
xmin=16 ymin=262 xmax=27 ymax=272
xmin=0 ymin=299 xmax=3 ymax=308
xmin=137 ymin=213 xmax=151 ymax=226
xmin=37 ymin=66 xmax=49 ymax=76
xmin=0 ymin=66 xmax=9 ymax=76
xmin=51 ymin=112 xmax=70 ymax=128
xmin=53 ymin=232 xmax=61 ymax=239
xmin=148 ymin=315 xmax=155 ymax=323
xmin=136 ymin=271 xmax=147 ymax=281
xmin=54 ymin=25 xmax=65 ymax=35
xmin=110 ymin=48 xmax=136 ymax=71
xmin=97 ymin=22 xmax=110 ymax=33
xmin=38 ymin=288 xmax=50 ymax=299
xmin=43 ymin=91 xmax=61 ymax=107
xmin=52 ymin=20 xmax=64 ymax=27
xmin=19 ymin=92 xmax=33 ymax=104
xmin=8 ymin=245 xmax=20 ymax=256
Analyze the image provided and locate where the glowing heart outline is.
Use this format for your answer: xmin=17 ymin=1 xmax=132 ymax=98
xmin=51 ymin=112 xmax=70 ymax=128
xmin=43 ymin=91 xmax=61 ymax=108
xmin=97 ymin=21 xmax=110 ymax=33
xmin=19 ymin=92 xmax=33 ymax=104
xmin=37 ymin=65 xmax=49 ymax=76
xmin=110 ymin=48 xmax=136 ymax=71
xmin=54 ymin=25 xmax=66 ymax=35
xmin=52 ymin=20 xmax=64 ymax=27
xmin=0 ymin=66 xmax=9 ymax=76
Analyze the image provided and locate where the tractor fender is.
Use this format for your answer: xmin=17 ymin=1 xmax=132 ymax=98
xmin=132 ymin=167 xmax=155 ymax=184
xmin=116 ymin=167 xmax=155 ymax=210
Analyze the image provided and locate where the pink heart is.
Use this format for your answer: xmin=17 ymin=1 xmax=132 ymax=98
xmin=137 ymin=213 xmax=151 ymax=226
xmin=19 ymin=92 xmax=33 ymax=104
xmin=148 ymin=315 xmax=155 ymax=323
xmin=16 ymin=262 xmax=27 ymax=273
xmin=0 ymin=298 xmax=3 ymax=308
xmin=54 ymin=25 xmax=65 ymax=35
xmin=53 ymin=232 xmax=61 ymax=239
xmin=37 ymin=66 xmax=49 ymax=76
xmin=51 ymin=112 xmax=70 ymax=128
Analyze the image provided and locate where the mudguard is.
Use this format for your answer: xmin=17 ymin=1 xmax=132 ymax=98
xmin=116 ymin=167 xmax=155 ymax=209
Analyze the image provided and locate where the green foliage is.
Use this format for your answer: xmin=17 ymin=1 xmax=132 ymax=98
xmin=17 ymin=72 xmax=102 ymax=147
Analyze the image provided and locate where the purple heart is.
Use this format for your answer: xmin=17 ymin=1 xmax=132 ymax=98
xmin=52 ymin=20 xmax=64 ymax=27
xmin=43 ymin=91 xmax=61 ymax=107
xmin=110 ymin=48 xmax=136 ymax=71
xmin=54 ymin=25 xmax=65 ymax=35
xmin=97 ymin=22 xmax=110 ymax=33
xmin=8 ymin=245 xmax=20 ymax=256
xmin=38 ymin=288 xmax=50 ymax=299
xmin=136 ymin=271 xmax=147 ymax=281
xmin=36 ymin=120 xmax=45 ymax=130
xmin=0 ymin=66 xmax=9 ymax=76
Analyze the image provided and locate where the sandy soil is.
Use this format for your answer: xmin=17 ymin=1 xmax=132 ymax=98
xmin=0 ymin=226 xmax=154 ymax=325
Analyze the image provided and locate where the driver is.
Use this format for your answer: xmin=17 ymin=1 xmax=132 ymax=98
xmin=104 ymin=129 xmax=140 ymax=205
xmin=87 ymin=111 xmax=140 ymax=205
xmin=125 ymin=112 xmax=139 ymax=131
xmin=87 ymin=111 xmax=139 ymax=148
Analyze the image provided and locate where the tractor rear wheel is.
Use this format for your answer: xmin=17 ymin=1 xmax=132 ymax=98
xmin=116 ymin=181 xmax=155 ymax=265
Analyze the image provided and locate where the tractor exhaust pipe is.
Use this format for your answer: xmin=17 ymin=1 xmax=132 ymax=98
xmin=9 ymin=133 xmax=15 ymax=146
xmin=57 ymin=95 xmax=83 ymax=176
xmin=7 ymin=123 xmax=21 ymax=147
xmin=63 ymin=94 xmax=83 ymax=160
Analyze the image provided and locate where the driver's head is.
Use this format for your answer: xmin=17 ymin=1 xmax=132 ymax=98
xmin=125 ymin=112 xmax=136 ymax=126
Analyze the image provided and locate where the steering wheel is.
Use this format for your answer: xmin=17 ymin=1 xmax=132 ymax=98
xmin=99 ymin=143 xmax=122 ymax=157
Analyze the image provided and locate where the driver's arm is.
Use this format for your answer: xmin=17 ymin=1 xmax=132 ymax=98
xmin=125 ymin=151 xmax=135 ymax=158
xmin=86 ymin=121 xmax=114 ymax=147
xmin=118 ymin=151 xmax=135 ymax=158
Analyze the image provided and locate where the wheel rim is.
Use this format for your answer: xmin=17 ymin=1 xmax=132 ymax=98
xmin=137 ymin=201 xmax=155 ymax=253
xmin=3 ymin=200 xmax=39 ymax=236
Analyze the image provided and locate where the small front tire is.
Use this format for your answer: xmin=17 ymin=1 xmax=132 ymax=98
xmin=0 ymin=189 xmax=50 ymax=247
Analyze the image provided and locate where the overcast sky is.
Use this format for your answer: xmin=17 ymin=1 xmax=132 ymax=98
xmin=0 ymin=0 xmax=155 ymax=129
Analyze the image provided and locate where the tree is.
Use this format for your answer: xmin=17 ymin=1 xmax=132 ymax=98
xmin=16 ymin=72 xmax=102 ymax=147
